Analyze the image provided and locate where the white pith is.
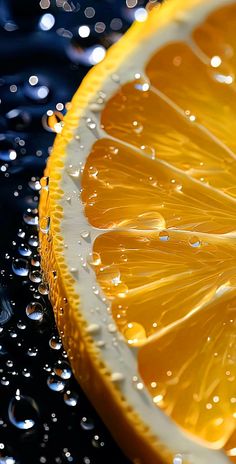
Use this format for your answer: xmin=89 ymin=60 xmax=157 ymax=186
xmin=57 ymin=1 xmax=236 ymax=462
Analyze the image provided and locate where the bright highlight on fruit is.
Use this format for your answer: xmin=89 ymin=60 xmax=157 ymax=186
xmin=39 ymin=1 xmax=236 ymax=463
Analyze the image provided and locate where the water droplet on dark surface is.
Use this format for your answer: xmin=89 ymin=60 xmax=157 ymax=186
xmin=12 ymin=258 xmax=29 ymax=277
xmin=47 ymin=374 xmax=66 ymax=392
xmin=63 ymin=390 xmax=78 ymax=407
xmin=53 ymin=361 xmax=72 ymax=379
xmin=18 ymin=244 xmax=32 ymax=257
xmin=26 ymin=301 xmax=44 ymax=321
xmin=8 ymin=392 xmax=39 ymax=430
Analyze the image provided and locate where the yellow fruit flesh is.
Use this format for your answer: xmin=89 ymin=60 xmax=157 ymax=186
xmin=81 ymin=2 xmax=236 ymax=460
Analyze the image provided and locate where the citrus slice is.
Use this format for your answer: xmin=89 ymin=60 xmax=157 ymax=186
xmin=39 ymin=0 xmax=236 ymax=462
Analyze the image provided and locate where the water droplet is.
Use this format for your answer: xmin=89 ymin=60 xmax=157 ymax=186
xmin=140 ymin=145 xmax=155 ymax=159
xmin=23 ymin=208 xmax=38 ymax=226
xmin=38 ymin=282 xmax=49 ymax=295
xmin=27 ymin=347 xmax=38 ymax=357
xmin=107 ymin=323 xmax=116 ymax=334
xmin=67 ymin=165 xmax=81 ymax=178
xmin=189 ymin=236 xmax=201 ymax=248
xmin=159 ymin=230 xmax=170 ymax=242
xmin=134 ymin=75 xmax=150 ymax=92
xmin=173 ymin=455 xmax=183 ymax=464
xmin=53 ymin=361 xmax=72 ymax=379
xmin=49 ymin=336 xmax=62 ymax=350
xmin=123 ymin=322 xmax=147 ymax=346
xmin=18 ymin=244 xmax=32 ymax=257
xmin=88 ymin=166 xmax=98 ymax=178
xmin=213 ymin=73 xmax=234 ymax=85
xmin=22 ymin=368 xmax=31 ymax=378
xmin=64 ymin=390 xmax=78 ymax=407
xmin=12 ymin=258 xmax=29 ymax=277
xmin=17 ymin=321 xmax=26 ymax=330
xmin=40 ymin=216 xmax=50 ymax=234
xmin=40 ymin=176 xmax=49 ymax=189
xmin=111 ymin=372 xmax=124 ymax=382
xmin=132 ymin=120 xmax=143 ymax=134
xmin=80 ymin=416 xmax=95 ymax=431
xmin=80 ymin=230 xmax=91 ymax=241
xmin=28 ymin=177 xmax=41 ymax=191
xmin=47 ymin=374 xmax=66 ymax=392
xmin=17 ymin=229 xmax=25 ymax=238
xmin=26 ymin=302 xmax=44 ymax=321
xmin=86 ymin=118 xmax=97 ymax=130
xmin=42 ymin=110 xmax=64 ymax=133
xmin=111 ymin=73 xmax=120 ymax=83
xmin=31 ymin=255 xmax=41 ymax=267
xmin=28 ymin=235 xmax=39 ymax=247
xmin=29 ymin=270 xmax=42 ymax=283
xmin=86 ymin=323 xmax=100 ymax=335
xmin=8 ymin=392 xmax=39 ymax=430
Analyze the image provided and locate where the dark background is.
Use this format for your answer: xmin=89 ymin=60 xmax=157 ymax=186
xmin=0 ymin=1 xmax=161 ymax=463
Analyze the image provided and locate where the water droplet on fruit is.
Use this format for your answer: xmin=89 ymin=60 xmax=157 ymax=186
xmin=189 ymin=236 xmax=201 ymax=248
xmin=140 ymin=145 xmax=155 ymax=159
xmin=123 ymin=322 xmax=147 ymax=346
xmin=38 ymin=282 xmax=49 ymax=295
xmin=159 ymin=231 xmax=170 ymax=242
xmin=40 ymin=176 xmax=49 ymax=190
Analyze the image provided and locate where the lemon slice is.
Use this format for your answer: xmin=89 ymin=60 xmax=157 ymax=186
xmin=39 ymin=0 xmax=236 ymax=463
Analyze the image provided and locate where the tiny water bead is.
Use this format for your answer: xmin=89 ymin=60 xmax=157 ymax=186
xmin=49 ymin=336 xmax=62 ymax=350
xmin=8 ymin=391 xmax=39 ymax=430
xmin=53 ymin=361 xmax=72 ymax=380
xmin=23 ymin=209 xmax=39 ymax=226
xmin=63 ymin=390 xmax=78 ymax=407
xmin=26 ymin=302 xmax=44 ymax=321
xmin=159 ymin=230 xmax=170 ymax=241
xmin=80 ymin=417 xmax=95 ymax=431
xmin=189 ymin=236 xmax=201 ymax=248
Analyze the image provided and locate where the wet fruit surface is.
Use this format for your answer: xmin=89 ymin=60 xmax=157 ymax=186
xmin=0 ymin=1 xmax=160 ymax=462
xmin=80 ymin=2 xmax=236 ymax=460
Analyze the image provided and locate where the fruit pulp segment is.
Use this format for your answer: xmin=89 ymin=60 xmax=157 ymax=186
xmin=81 ymin=1 xmax=236 ymax=459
